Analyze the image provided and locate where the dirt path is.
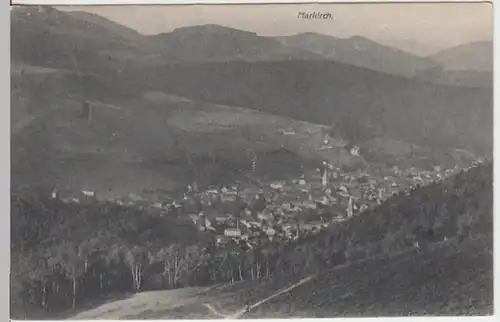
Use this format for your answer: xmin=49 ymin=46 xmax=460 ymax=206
xmin=69 ymin=287 xmax=209 ymax=320
xmin=203 ymin=275 xmax=317 ymax=319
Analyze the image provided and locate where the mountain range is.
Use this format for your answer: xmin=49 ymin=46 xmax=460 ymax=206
xmin=10 ymin=6 xmax=493 ymax=194
xmin=12 ymin=7 xmax=492 ymax=78
xmin=273 ymin=33 xmax=439 ymax=78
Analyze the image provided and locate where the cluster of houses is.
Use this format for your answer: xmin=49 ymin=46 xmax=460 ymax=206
xmin=48 ymin=142 xmax=477 ymax=248
xmin=168 ymin=161 xmax=466 ymax=246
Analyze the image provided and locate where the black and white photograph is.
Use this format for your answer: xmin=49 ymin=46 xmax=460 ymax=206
xmin=10 ymin=1 xmax=494 ymax=319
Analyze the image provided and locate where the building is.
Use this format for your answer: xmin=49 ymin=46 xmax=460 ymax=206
xmin=257 ymin=212 xmax=273 ymax=222
xmin=296 ymin=200 xmax=317 ymax=210
xmin=265 ymin=227 xmax=276 ymax=237
xmin=152 ymin=202 xmax=163 ymax=209
xmin=310 ymin=221 xmax=328 ymax=230
xmin=270 ymin=182 xmax=284 ymax=191
xmin=350 ymin=146 xmax=360 ymax=156
xmin=205 ymin=218 xmax=216 ymax=231
xmin=216 ymin=235 xmax=229 ymax=244
xmin=318 ymin=145 xmax=333 ymax=151
xmin=281 ymin=127 xmax=296 ymax=135
xmin=81 ymin=190 xmax=95 ymax=197
xmin=298 ymin=223 xmax=313 ymax=231
xmin=215 ymin=216 xmax=229 ymax=223
xmin=221 ymin=194 xmax=237 ymax=203
xmin=80 ymin=190 xmax=97 ymax=203
xmin=224 ymin=228 xmax=242 ymax=238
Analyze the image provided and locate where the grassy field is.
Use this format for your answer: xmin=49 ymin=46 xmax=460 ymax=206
xmin=65 ymin=235 xmax=493 ymax=319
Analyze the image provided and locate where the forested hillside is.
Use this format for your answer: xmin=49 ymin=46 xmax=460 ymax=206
xmin=136 ymin=61 xmax=492 ymax=155
xmin=10 ymin=162 xmax=492 ymax=319
xmin=270 ymin=161 xmax=492 ymax=278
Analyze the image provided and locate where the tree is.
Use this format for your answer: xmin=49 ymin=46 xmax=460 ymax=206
xmin=331 ymin=115 xmax=371 ymax=145
xmin=214 ymin=245 xmax=232 ymax=283
xmin=125 ymin=246 xmax=149 ymax=291
xmin=179 ymin=244 xmax=202 ymax=286
xmin=78 ymin=240 xmax=92 ymax=273
xmin=244 ymin=247 xmax=256 ymax=281
xmin=54 ymin=242 xmax=84 ymax=309
xmin=155 ymin=244 xmax=183 ymax=289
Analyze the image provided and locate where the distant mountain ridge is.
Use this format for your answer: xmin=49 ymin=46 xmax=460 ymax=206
xmin=148 ymin=24 xmax=326 ymax=62
xmin=273 ymin=32 xmax=440 ymax=77
xmin=430 ymin=41 xmax=493 ymax=72
xmin=12 ymin=6 xmax=492 ymax=78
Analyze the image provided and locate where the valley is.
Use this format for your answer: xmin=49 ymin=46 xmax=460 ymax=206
xmin=10 ymin=4 xmax=493 ymax=320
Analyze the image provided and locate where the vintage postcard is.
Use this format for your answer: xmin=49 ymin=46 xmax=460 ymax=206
xmin=10 ymin=1 xmax=493 ymax=319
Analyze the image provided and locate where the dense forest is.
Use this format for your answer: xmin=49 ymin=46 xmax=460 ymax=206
xmin=10 ymin=162 xmax=493 ymax=319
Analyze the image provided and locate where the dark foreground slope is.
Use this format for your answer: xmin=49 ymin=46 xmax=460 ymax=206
xmin=69 ymin=232 xmax=493 ymax=319
xmin=246 ymin=236 xmax=492 ymax=317
xmin=123 ymin=236 xmax=491 ymax=319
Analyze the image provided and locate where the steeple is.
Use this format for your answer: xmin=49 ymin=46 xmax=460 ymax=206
xmin=322 ymin=167 xmax=328 ymax=191
xmin=81 ymin=100 xmax=92 ymax=123
xmin=347 ymin=196 xmax=353 ymax=218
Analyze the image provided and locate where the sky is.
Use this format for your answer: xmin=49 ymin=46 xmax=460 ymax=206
xmin=59 ymin=2 xmax=493 ymax=55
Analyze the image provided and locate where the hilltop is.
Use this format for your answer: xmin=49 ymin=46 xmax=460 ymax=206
xmin=148 ymin=25 xmax=325 ymax=63
xmin=11 ymin=6 xmax=163 ymax=78
xmin=11 ymin=8 xmax=322 ymax=70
